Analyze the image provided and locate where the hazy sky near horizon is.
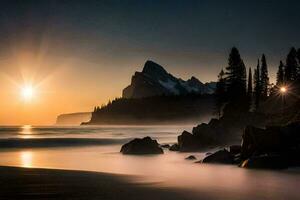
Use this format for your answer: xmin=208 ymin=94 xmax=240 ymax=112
xmin=1 ymin=0 xmax=300 ymax=125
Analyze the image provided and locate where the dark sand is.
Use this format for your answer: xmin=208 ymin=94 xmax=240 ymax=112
xmin=0 ymin=166 xmax=195 ymax=200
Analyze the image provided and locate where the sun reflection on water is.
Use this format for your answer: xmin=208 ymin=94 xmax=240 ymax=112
xmin=20 ymin=125 xmax=32 ymax=138
xmin=20 ymin=151 xmax=33 ymax=168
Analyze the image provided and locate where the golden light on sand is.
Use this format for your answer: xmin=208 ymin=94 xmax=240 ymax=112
xmin=20 ymin=151 xmax=33 ymax=168
xmin=21 ymin=85 xmax=35 ymax=101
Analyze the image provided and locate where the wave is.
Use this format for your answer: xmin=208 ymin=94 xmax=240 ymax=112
xmin=0 ymin=138 xmax=130 ymax=149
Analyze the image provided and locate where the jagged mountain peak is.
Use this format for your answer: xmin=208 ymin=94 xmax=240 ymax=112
xmin=187 ymin=76 xmax=203 ymax=84
xmin=142 ymin=60 xmax=170 ymax=80
xmin=123 ymin=61 xmax=216 ymax=98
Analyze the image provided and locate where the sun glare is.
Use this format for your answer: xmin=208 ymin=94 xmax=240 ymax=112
xmin=280 ymin=86 xmax=287 ymax=93
xmin=21 ymin=85 xmax=34 ymax=100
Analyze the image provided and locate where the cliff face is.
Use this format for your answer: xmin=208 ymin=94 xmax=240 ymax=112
xmin=122 ymin=60 xmax=216 ymax=98
xmin=56 ymin=112 xmax=91 ymax=125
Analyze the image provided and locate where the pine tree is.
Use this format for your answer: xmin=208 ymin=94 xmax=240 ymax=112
xmin=215 ymin=69 xmax=226 ymax=118
xmin=276 ymin=60 xmax=284 ymax=86
xmin=285 ymin=47 xmax=298 ymax=83
xmin=224 ymin=47 xmax=247 ymax=113
xmin=260 ymin=54 xmax=269 ymax=99
xmin=247 ymin=68 xmax=253 ymax=110
xmin=297 ymin=48 xmax=300 ymax=81
xmin=254 ymin=59 xmax=261 ymax=110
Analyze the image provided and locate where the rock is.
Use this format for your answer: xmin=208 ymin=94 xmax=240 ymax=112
xmin=120 ymin=137 xmax=163 ymax=155
xmin=233 ymin=154 xmax=242 ymax=164
xmin=202 ymin=149 xmax=234 ymax=164
xmin=178 ymin=131 xmax=201 ymax=151
xmin=185 ymin=155 xmax=196 ymax=160
xmin=241 ymin=124 xmax=300 ymax=159
xmin=160 ymin=144 xmax=170 ymax=148
xmin=192 ymin=123 xmax=219 ymax=145
xmin=229 ymin=145 xmax=241 ymax=155
xmin=241 ymin=126 xmax=281 ymax=159
xmin=169 ymin=144 xmax=179 ymax=151
xmin=239 ymin=123 xmax=300 ymax=168
xmin=240 ymin=155 xmax=288 ymax=169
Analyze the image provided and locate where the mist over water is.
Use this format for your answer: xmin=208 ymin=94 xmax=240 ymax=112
xmin=0 ymin=125 xmax=299 ymax=200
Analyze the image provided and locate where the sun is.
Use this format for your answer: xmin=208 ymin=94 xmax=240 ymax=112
xmin=280 ymin=86 xmax=287 ymax=93
xmin=21 ymin=85 xmax=35 ymax=101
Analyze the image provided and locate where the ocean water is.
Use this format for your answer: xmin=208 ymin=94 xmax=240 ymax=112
xmin=0 ymin=125 xmax=300 ymax=200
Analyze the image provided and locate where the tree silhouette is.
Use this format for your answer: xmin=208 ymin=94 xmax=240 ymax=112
xmin=297 ymin=48 xmax=300 ymax=82
xmin=215 ymin=69 xmax=226 ymax=118
xmin=254 ymin=59 xmax=261 ymax=110
xmin=285 ymin=47 xmax=298 ymax=83
xmin=260 ymin=54 xmax=269 ymax=99
xmin=276 ymin=60 xmax=285 ymax=86
xmin=247 ymin=67 xmax=253 ymax=110
xmin=224 ymin=47 xmax=247 ymax=113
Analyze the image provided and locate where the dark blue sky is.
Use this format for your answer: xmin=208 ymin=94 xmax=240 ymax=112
xmin=1 ymin=0 xmax=300 ymax=82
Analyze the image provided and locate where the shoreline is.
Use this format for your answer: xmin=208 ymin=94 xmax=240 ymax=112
xmin=0 ymin=166 xmax=196 ymax=200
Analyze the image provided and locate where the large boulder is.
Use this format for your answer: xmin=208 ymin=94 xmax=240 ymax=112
xmin=240 ymin=123 xmax=300 ymax=169
xmin=241 ymin=124 xmax=300 ymax=159
xmin=178 ymin=131 xmax=201 ymax=151
xmin=240 ymin=155 xmax=288 ymax=169
xmin=192 ymin=120 xmax=222 ymax=145
xmin=120 ymin=137 xmax=163 ymax=155
xmin=241 ymin=126 xmax=282 ymax=159
xmin=202 ymin=149 xmax=234 ymax=164
xmin=229 ymin=145 xmax=241 ymax=155
xmin=176 ymin=120 xmax=228 ymax=152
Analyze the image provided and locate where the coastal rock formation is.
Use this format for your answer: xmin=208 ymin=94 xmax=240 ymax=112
xmin=201 ymin=123 xmax=300 ymax=169
xmin=240 ymin=155 xmax=288 ymax=169
xmin=120 ymin=137 xmax=163 ymax=155
xmin=185 ymin=155 xmax=196 ymax=160
xmin=172 ymin=111 xmax=267 ymax=152
xmin=169 ymin=144 xmax=179 ymax=151
xmin=229 ymin=145 xmax=241 ymax=155
xmin=123 ymin=60 xmax=216 ymax=98
xmin=174 ymin=118 xmax=229 ymax=152
xmin=202 ymin=149 xmax=234 ymax=164
xmin=56 ymin=112 xmax=91 ymax=125
xmin=241 ymin=123 xmax=300 ymax=159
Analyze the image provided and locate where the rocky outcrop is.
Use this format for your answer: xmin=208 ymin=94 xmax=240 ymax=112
xmin=241 ymin=123 xmax=300 ymax=160
xmin=56 ymin=112 xmax=91 ymax=125
xmin=229 ymin=145 xmax=241 ymax=155
xmin=172 ymin=111 xmax=267 ymax=152
xmin=123 ymin=60 xmax=216 ymax=98
xmin=240 ymin=155 xmax=288 ymax=169
xmin=202 ymin=149 xmax=234 ymax=164
xmin=169 ymin=144 xmax=179 ymax=151
xmin=174 ymin=118 xmax=229 ymax=152
xmin=199 ymin=123 xmax=300 ymax=169
xmin=120 ymin=137 xmax=163 ymax=155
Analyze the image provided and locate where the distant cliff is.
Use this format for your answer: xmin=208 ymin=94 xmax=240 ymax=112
xmin=83 ymin=94 xmax=215 ymax=125
xmin=122 ymin=60 xmax=216 ymax=98
xmin=56 ymin=112 xmax=91 ymax=125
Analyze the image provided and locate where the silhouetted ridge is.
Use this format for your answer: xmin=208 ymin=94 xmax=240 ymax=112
xmin=142 ymin=60 xmax=170 ymax=80
xmin=123 ymin=60 xmax=216 ymax=98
